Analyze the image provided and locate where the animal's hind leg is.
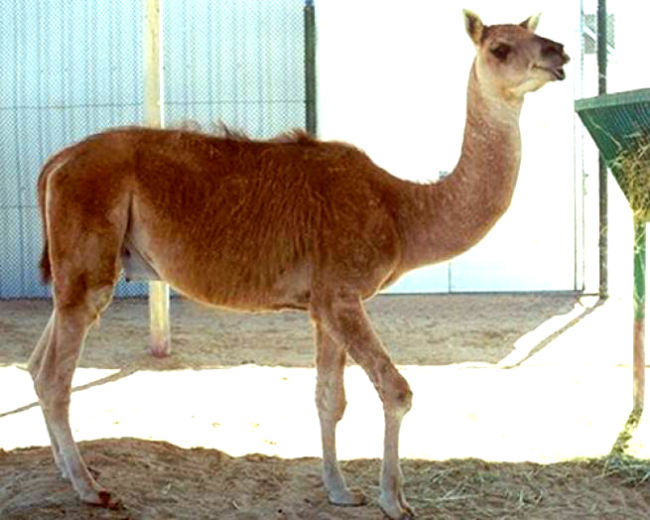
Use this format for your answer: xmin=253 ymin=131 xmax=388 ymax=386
xmin=30 ymin=290 xmax=117 ymax=506
xmin=31 ymin=152 xmax=129 ymax=505
xmin=29 ymin=226 xmax=122 ymax=506
xmin=28 ymin=313 xmax=69 ymax=477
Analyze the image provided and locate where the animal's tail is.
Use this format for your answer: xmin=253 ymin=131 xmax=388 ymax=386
xmin=38 ymin=161 xmax=52 ymax=284
xmin=38 ymin=149 xmax=71 ymax=284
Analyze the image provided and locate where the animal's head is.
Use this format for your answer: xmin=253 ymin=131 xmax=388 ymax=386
xmin=463 ymin=10 xmax=570 ymax=101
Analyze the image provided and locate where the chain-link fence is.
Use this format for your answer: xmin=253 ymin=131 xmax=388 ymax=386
xmin=0 ymin=0 xmax=310 ymax=299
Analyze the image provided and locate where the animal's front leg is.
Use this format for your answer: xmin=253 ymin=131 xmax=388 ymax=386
xmin=380 ymin=407 xmax=414 ymax=519
xmin=313 ymin=292 xmax=415 ymax=519
xmin=313 ymin=322 xmax=366 ymax=506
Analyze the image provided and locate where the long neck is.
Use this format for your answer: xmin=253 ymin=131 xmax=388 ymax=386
xmin=398 ymin=62 xmax=524 ymax=271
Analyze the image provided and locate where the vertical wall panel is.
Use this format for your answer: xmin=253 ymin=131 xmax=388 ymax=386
xmin=0 ymin=209 xmax=22 ymax=298
xmin=163 ymin=0 xmax=305 ymax=137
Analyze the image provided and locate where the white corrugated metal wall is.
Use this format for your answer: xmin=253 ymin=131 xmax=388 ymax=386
xmin=0 ymin=0 xmax=306 ymax=298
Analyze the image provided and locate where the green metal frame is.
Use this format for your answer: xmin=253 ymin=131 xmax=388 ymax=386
xmin=576 ymin=88 xmax=650 ymax=413
xmin=575 ymin=89 xmax=650 ymax=172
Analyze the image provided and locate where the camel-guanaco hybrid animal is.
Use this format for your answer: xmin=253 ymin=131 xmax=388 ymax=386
xmin=28 ymin=11 xmax=568 ymax=519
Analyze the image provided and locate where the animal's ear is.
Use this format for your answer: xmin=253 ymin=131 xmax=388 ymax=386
xmin=463 ymin=9 xmax=484 ymax=45
xmin=520 ymin=13 xmax=541 ymax=32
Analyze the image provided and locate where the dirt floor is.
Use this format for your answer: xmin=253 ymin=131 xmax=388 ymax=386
xmin=0 ymin=294 xmax=648 ymax=519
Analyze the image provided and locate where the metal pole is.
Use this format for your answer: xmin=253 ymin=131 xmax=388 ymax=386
xmin=633 ymin=219 xmax=646 ymax=412
xmin=304 ymin=0 xmax=317 ymax=136
xmin=144 ymin=0 xmax=171 ymax=357
xmin=597 ymin=0 xmax=608 ymax=299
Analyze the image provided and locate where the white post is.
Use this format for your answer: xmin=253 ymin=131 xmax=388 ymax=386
xmin=144 ymin=0 xmax=171 ymax=357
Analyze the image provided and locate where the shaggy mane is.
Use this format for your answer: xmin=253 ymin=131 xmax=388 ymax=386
xmin=170 ymin=120 xmax=317 ymax=146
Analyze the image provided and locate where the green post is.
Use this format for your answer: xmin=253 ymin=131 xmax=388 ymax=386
xmin=304 ymin=0 xmax=317 ymax=136
xmin=633 ymin=218 xmax=646 ymax=412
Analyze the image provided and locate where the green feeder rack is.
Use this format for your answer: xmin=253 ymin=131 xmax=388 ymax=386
xmin=575 ymin=88 xmax=650 ymax=413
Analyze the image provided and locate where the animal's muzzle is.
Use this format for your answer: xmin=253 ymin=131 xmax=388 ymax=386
xmin=539 ymin=37 xmax=570 ymax=80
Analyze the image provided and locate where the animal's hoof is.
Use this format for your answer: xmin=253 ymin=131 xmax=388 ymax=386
xmin=379 ymin=498 xmax=416 ymax=519
xmin=82 ymin=488 xmax=123 ymax=510
xmin=328 ymin=487 xmax=367 ymax=507
xmin=400 ymin=496 xmax=415 ymax=518
xmin=99 ymin=490 xmax=124 ymax=511
xmin=381 ymin=508 xmax=416 ymax=520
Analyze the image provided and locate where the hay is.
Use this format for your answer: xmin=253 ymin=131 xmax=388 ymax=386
xmin=346 ymin=457 xmax=650 ymax=519
xmin=610 ymin=134 xmax=650 ymax=222
xmin=607 ymin=409 xmax=650 ymax=487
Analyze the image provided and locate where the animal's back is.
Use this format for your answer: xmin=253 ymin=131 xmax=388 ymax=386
xmin=40 ymin=127 xmax=404 ymax=310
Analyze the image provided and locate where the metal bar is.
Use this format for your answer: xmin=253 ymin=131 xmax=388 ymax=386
xmin=144 ymin=0 xmax=171 ymax=357
xmin=633 ymin=218 xmax=646 ymax=412
xmin=304 ymin=0 xmax=317 ymax=136
xmin=597 ymin=0 xmax=608 ymax=299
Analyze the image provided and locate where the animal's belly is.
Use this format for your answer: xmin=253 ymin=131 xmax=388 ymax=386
xmin=144 ymin=254 xmax=313 ymax=313
xmin=122 ymin=210 xmax=313 ymax=311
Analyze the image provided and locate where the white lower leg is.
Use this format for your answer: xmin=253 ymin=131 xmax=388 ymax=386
xmin=42 ymin=397 xmax=110 ymax=504
xmin=29 ymin=315 xmax=68 ymax=478
xmin=313 ymin=295 xmax=413 ymax=517
xmin=379 ymin=392 xmax=415 ymax=519
xmin=379 ymin=411 xmax=413 ymax=518
xmin=45 ymin=421 xmax=69 ymax=479
xmin=319 ymin=417 xmax=366 ymax=505
xmin=33 ymin=304 xmax=115 ymax=507
xmin=314 ymin=324 xmax=365 ymax=506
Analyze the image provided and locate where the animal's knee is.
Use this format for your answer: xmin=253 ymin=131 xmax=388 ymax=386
xmin=318 ymin=397 xmax=347 ymax=424
xmin=316 ymin=377 xmax=347 ymax=423
xmin=382 ymin=368 xmax=413 ymax=416
xmin=393 ymin=379 xmax=413 ymax=416
xmin=331 ymin=393 xmax=347 ymax=422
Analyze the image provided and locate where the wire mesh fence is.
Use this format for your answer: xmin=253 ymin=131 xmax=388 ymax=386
xmin=0 ymin=0 xmax=309 ymax=299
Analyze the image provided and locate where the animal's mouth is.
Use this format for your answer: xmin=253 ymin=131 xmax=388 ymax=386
xmin=534 ymin=65 xmax=566 ymax=81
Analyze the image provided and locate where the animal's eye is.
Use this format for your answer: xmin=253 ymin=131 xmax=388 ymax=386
xmin=490 ymin=43 xmax=511 ymax=61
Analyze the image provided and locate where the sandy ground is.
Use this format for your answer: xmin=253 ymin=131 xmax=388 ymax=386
xmin=0 ymin=293 xmax=648 ymax=519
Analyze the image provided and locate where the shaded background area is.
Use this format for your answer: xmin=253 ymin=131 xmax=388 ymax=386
xmin=0 ymin=293 xmax=576 ymax=369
